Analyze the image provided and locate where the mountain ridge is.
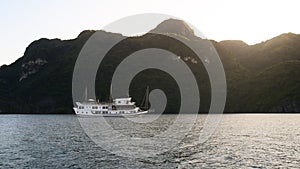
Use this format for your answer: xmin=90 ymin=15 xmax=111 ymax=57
xmin=0 ymin=19 xmax=299 ymax=113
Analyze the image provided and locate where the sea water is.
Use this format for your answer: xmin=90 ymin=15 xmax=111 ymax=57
xmin=0 ymin=114 xmax=299 ymax=168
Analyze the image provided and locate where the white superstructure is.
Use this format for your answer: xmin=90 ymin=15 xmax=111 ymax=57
xmin=73 ymin=87 xmax=149 ymax=117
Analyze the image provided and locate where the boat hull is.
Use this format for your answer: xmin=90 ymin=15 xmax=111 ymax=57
xmin=75 ymin=110 xmax=148 ymax=117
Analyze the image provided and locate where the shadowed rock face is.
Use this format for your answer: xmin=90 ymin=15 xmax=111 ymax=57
xmin=19 ymin=59 xmax=48 ymax=81
xmin=0 ymin=19 xmax=299 ymax=113
xmin=271 ymin=97 xmax=300 ymax=112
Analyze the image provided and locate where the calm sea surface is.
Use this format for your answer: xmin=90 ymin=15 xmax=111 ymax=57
xmin=0 ymin=114 xmax=299 ymax=168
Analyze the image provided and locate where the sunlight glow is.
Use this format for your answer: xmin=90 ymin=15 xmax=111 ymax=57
xmin=0 ymin=0 xmax=299 ymax=65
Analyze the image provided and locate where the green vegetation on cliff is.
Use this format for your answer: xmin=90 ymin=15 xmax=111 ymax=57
xmin=0 ymin=20 xmax=299 ymax=113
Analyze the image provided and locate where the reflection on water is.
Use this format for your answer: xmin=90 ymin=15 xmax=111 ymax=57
xmin=0 ymin=114 xmax=299 ymax=168
xmin=78 ymin=114 xmax=198 ymax=158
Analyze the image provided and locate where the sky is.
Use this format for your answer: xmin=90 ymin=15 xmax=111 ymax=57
xmin=1 ymin=0 xmax=300 ymax=66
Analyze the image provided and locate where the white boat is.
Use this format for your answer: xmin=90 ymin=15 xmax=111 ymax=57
xmin=73 ymin=87 xmax=149 ymax=117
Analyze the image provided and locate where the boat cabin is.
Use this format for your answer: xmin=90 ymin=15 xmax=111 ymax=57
xmin=113 ymin=98 xmax=135 ymax=105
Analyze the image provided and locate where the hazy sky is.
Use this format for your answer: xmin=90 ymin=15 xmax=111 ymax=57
xmin=1 ymin=0 xmax=299 ymax=66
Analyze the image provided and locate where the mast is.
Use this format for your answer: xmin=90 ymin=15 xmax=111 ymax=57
xmin=85 ymin=87 xmax=88 ymax=102
xmin=109 ymin=84 xmax=113 ymax=102
xmin=141 ymin=86 xmax=149 ymax=110
xmin=145 ymin=86 xmax=149 ymax=109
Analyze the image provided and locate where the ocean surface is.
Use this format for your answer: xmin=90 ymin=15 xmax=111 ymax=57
xmin=0 ymin=114 xmax=299 ymax=168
